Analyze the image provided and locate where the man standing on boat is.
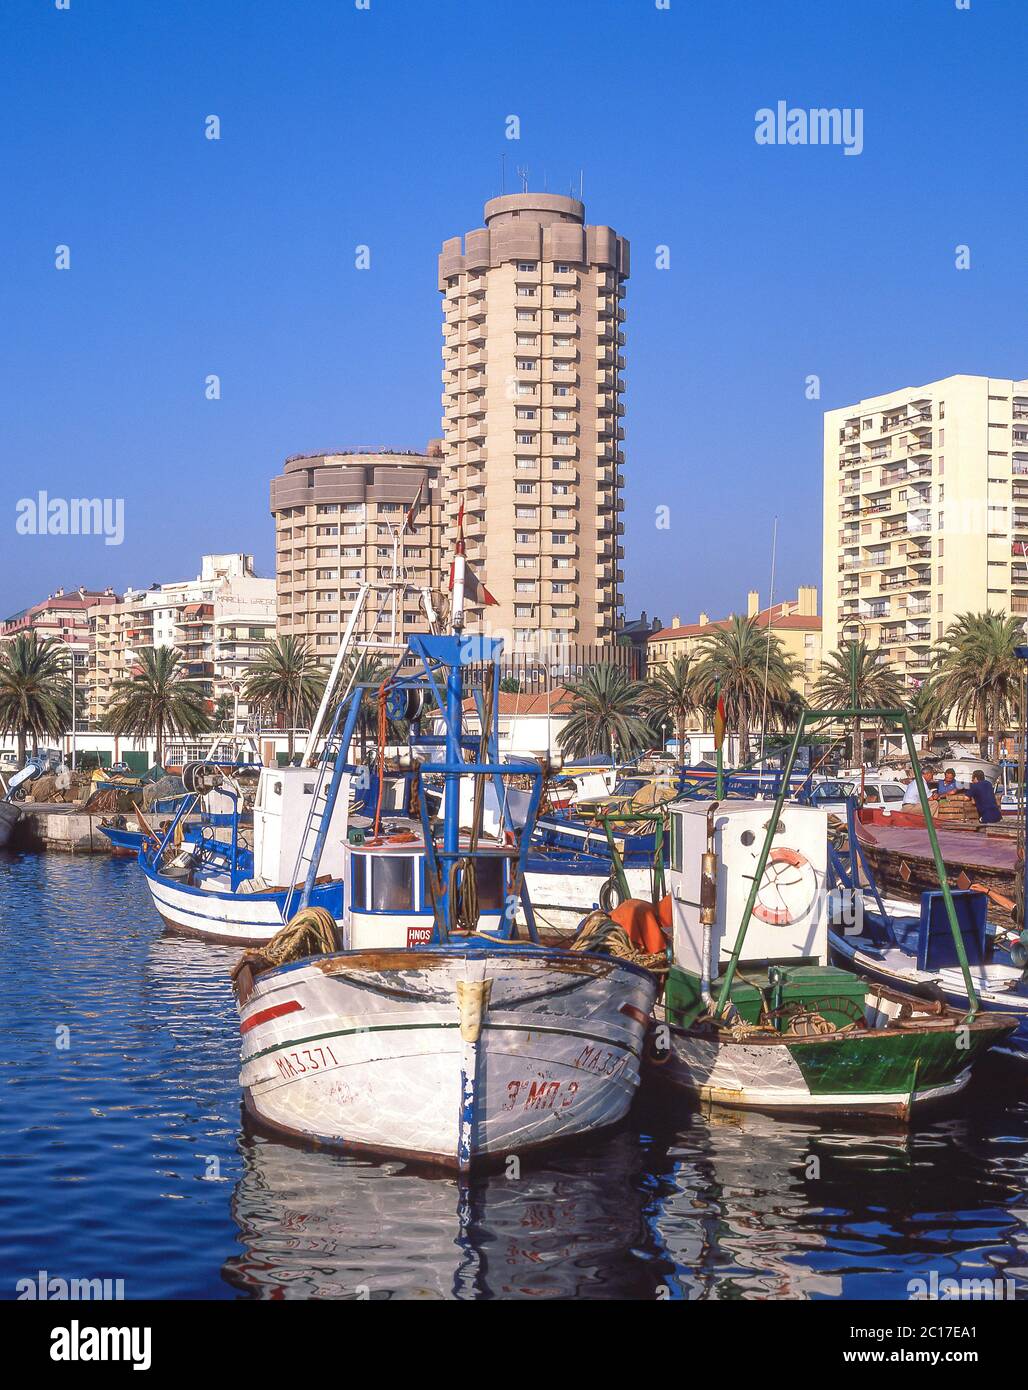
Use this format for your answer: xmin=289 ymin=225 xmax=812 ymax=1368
xmin=961 ymin=770 xmax=1002 ymax=824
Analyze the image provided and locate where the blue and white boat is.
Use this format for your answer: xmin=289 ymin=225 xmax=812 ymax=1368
xmin=828 ymin=801 xmax=1028 ymax=1061
xmin=233 ymin=549 xmax=661 ymax=1169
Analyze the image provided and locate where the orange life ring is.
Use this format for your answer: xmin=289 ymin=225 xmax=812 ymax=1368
xmin=752 ymin=847 xmax=812 ymax=926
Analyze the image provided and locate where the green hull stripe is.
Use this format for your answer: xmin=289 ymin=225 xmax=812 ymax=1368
xmin=244 ymin=1019 xmax=640 ymax=1066
xmin=786 ymin=1027 xmax=1005 ymax=1095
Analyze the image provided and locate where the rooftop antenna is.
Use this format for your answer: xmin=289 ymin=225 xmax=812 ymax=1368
xmin=516 ymin=164 xmax=529 ymax=193
xmin=579 ymin=169 xmax=584 ymax=201
xmin=500 ymin=152 xmax=506 ymax=195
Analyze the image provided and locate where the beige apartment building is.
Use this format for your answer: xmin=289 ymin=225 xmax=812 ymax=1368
xmin=270 ymin=447 xmax=443 ymax=656
xmin=823 ymin=375 xmax=1028 ymax=691
xmin=89 ymin=554 xmax=276 ymax=725
xmin=438 ymin=192 xmax=628 ymax=649
xmin=648 ymin=587 xmax=822 ymax=702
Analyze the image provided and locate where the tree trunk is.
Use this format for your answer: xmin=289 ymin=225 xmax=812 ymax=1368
xmin=738 ymin=718 xmax=750 ymax=765
xmin=287 ymin=696 xmax=295 ymax=761
xmin=17 ymin=729 xmax=26 ymax=768
xmin=853 ymin=716 xmax=862 ymax=768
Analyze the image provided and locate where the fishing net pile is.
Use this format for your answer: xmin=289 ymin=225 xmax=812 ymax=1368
xmin=141 ymin=775 xmax=186 ymax=810
xmin=230 ymin=906 xmax=339 ymax=996
xmin=571 ymin=907 xmax=670 ymax=974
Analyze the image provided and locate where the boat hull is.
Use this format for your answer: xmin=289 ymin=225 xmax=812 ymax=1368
xmin=829 ymin=928 xmax=1028 ymax=1062
xmin=98 ymin=826 xmax=145 ymax=856
xmin=140 ymin=859 xmax=343 ymax=948
xmin=238 ymin=946 xmax=658 ymax=1166
xmin=0 ymin=801 xmax=20 ymax=850
xmin=523 ymin=863 xmax=655 ymax=934
xmin=854 ymin=817 xmax=1017 ymax=930
xmin=654 ymin=1005 xmax=1015 ymax=1118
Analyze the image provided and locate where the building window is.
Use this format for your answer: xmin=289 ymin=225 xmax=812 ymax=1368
xmin=516 ymin=408 xmax=536 ymax=420
xmin=516 ymin=262 xmax=537 ymax=272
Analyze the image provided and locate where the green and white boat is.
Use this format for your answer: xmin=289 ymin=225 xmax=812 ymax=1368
xmin=652 ymin=779 xmax=1017 ymax=1119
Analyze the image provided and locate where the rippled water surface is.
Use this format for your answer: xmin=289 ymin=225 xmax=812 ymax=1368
xmin=2 ymin=852 xmax=1028 ymax=1299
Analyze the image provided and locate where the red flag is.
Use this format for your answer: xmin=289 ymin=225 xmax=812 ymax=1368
xmin=403 ymin=479 xmax=425 ymax=534
xmin=448 ymin=501 xmax=497 ymax=604
xmin=463 ymin=562 xmax=498 ymax=607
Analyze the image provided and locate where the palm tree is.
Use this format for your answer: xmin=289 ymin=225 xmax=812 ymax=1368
xmin=0 ymin=634 xmax=71 ymax=766
xmin=326 ymin=651 xmax=394 ymax=762
xmin=645 ymin=655 xmax=700 ymax=763
xmin=243 ymin=636 xmax=326 ymax=760
xmin=691 ymin=616 xmax=800 ymax=763
xmin=814 ymin=640 xmax=905 ymax=766
xmin=931 ymin=611 xmax=1023 ymax=758
xmin=907 ymin=678 xmax=947 ymax=750
xmin=105 ymin=646 xmax=211 ymax=765
xmin=557 ymin=663 xmax=656 ymax=762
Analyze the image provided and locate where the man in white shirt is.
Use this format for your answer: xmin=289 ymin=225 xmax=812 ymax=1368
xmin=902 ymin=767 xmax=937 ymax=806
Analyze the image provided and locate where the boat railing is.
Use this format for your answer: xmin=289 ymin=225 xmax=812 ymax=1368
xmin=595 ymin=808 xmax=670 ymax=906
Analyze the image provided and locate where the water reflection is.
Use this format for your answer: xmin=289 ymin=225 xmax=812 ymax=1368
xmin=224 ymin=1126 xmax=678 ymax=1299
xmin=4 ymin=853 xmax=1028 ymax=1300
xmin=647 ymin=1097 xmax=1028 ymax=1299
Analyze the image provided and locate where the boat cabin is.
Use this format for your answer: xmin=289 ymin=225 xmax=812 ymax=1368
xmin=253 ymin=765 xmax=351 ymax=885
xmin=669 ymin=798 xmax=830 ymax=973
xmin=341 ymin=821 xmax=513 ymax=950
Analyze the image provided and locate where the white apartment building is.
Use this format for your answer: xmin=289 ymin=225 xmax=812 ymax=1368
xmin=89 ymin=553 xmax=276 ymax=723
xmin=823 ymin=374 xmax=1028 ymax=691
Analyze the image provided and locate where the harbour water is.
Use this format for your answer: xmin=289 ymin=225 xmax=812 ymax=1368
xmin=2 ymin=852 xmax=1028 ymax=1300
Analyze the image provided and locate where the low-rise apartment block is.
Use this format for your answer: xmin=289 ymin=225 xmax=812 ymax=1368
xmin=648 ymin=587 xmax=822 ymax=700
xmin=89 ymin=554 xmax=276 ymax=724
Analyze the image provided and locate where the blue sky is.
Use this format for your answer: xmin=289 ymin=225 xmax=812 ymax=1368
xmin=2 ymin=0 xmax=1025 ymax=627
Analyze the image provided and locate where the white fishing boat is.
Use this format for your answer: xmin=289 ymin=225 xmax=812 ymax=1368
xmin=233 ymin=542 xmax=662 ymax=1168
xmin=237 ymin=940 xmax=655 ymax=1165
xmin=523 ymin=859 xmax=656 ymax=935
